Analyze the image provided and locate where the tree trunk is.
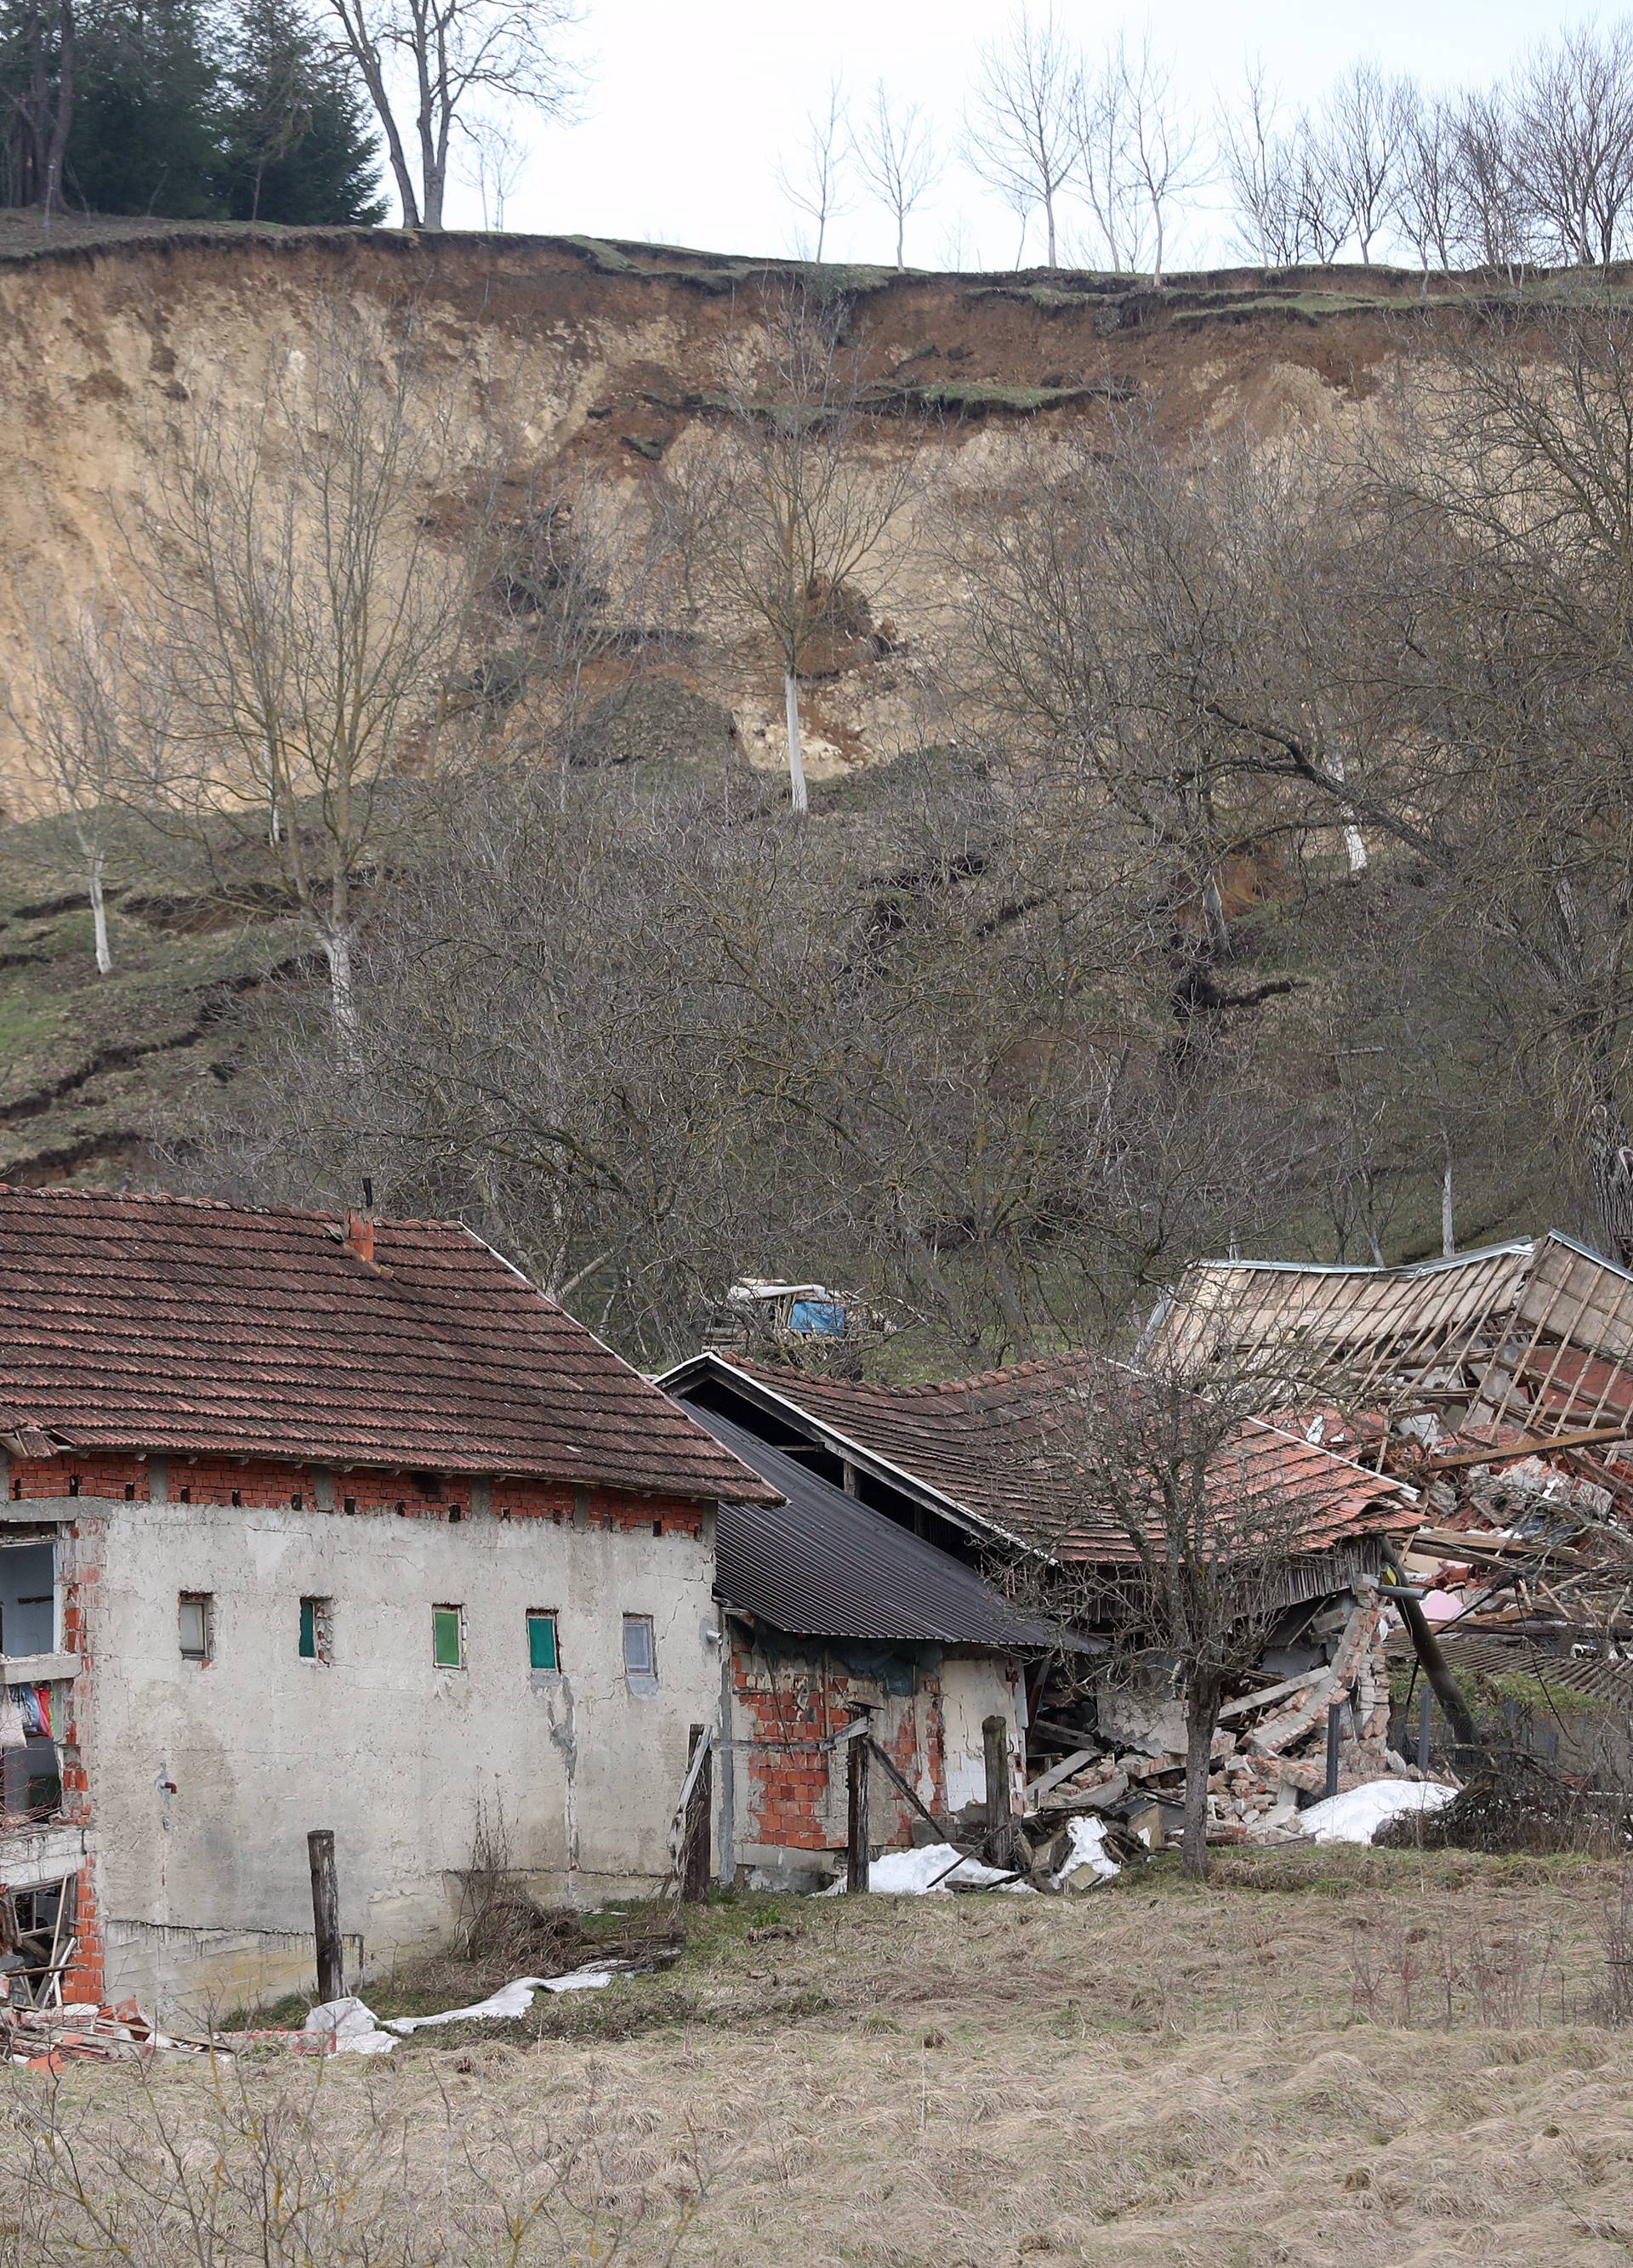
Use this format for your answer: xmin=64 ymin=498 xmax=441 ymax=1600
xmin=320 ymin=923 xmax=361 ymax=1057
xmin=1180 ymin=1672 xmax=1220 ymax=1883
xmin=1590 ymin=1113 xmax=1633 ymax=1268
xmin=42 ymin=0 xmax=72 ymax=219
xmin=1441 ymin=1151 xmax=1455 ymax=1258
xmin=783 ymin=668 xmax=809 ymax=816
xmin=88 ymin=852 xmax=110 ymax=975
xmin=1044 ymin=193 xmax=1056 ymax=267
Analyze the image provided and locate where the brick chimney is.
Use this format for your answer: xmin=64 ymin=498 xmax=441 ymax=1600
xmin=342 ymin=1210 xmax=376 ymax=1266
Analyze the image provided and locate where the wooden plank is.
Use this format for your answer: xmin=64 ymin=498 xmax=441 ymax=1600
xmin=1217 ymin=1666 xmax=1324 ymax=1722
xmin=866 ymin=1737 xmax=952 ymax=1840
xmin=1426 ymin=1421 xmax=1632 ymax=1471
xmin=682 ymin=1725 xmax=711 ymax=1903
xmin=845 ymin=1730 xmax=871 ymax=1894
xmin=1024 ymin=1747 xmax=1098 ymax=1805
xmin=307 ymin=1829 xmax=344 ymax=2001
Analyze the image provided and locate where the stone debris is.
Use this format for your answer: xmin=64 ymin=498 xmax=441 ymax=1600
xmin=2 ymin=1996 xmax=211 ymax=2068
xmin=1022 ymin=1581 xmax=1425 ymax=1847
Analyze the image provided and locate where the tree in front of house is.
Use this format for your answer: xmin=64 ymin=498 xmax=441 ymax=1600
xmin=1021 ymin=1358 xmax=1339 ymax=1883
xmin=219 ymin=0 xmax=384 ymax=223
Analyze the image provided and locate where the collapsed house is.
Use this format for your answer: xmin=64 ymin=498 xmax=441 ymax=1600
xmin=660 ymin=1350 xmax=1418 ymax=1845
xmin=0 ymin=1186 xmax=778 ymax=2017
xmin=1146 ymin=1231 xmax=1633 ymax=1773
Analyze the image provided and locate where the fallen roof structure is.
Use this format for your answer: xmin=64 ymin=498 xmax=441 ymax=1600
xmin=1144 ymin=1228 xmax=1633 ymax=1700
xmin=660 ymin=1349 xmax=1414 ymax=1577
xmin=1143 ymin=1231 xmax=1633 ymax=1442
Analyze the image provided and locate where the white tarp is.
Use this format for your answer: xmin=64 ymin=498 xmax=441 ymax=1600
xmin=1297 ymin=1779 xmax=1457 ymax=1845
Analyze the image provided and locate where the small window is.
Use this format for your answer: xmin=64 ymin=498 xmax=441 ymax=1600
xmin=622 ymin=1614 xmax=656 ymax=1680
xmin=179 ymin=1593 xmax=212 ymax=1664
xmin=299 ymin=1596 xmax=332 ymax=1663
xmin=432 ymin=1604 xmax=464 ymax=1669
xmin=526 ymin=1610 xmax=559 ymax=1673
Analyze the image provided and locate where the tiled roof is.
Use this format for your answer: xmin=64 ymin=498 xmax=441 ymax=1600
xmin=705 ymin=1351 xmax=1411 ymax=1559
xmin=0 ymin=1186 xmax=776 ymax=1502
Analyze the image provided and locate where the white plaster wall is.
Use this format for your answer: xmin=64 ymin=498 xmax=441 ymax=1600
xmin=87 ymin=1500 xmax=719 ymax=2008
xmin=941 ymin=1651 xmax=1026 ymax=1814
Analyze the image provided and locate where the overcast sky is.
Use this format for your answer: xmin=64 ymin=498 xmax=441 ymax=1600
xmin=449 ymin=0 xmax=1573 ymax=264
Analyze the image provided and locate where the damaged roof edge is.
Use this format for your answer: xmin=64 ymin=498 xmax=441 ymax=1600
xmin=654 ymin=1350 xmax=1038 ymax=1551
xmin=1171 ymin=1236 xmax=1538 ymax=1282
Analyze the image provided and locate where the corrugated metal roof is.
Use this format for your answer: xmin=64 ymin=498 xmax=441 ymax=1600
xmin=697 ymin=1404 xmax=1071 ymax=1649
xmin=1385 ymin=1625 xmax=1633 ymax=1707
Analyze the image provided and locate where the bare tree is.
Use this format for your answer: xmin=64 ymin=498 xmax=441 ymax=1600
xmin=1218 ymin=63 xmax=1302 ymax=267
xmin=1397 ymin=86 xmax=1460 ymax=281
xmin=854 ymin=81 xmax=942 ymax=268
xmin=458 ymin=105 xmax=529 ymax=229
xmin=1448 ymin=86 xmax=1532 ymax=275
xmin=772 ymin=76 xmax=854 ymax=262
xmin=1323 ymin=61 xmax=1408 ymax=263
xmin=1019 ymin=1359 xmax=1336 ymax=1881
xmin=964 ymin=5 xmax=1080 ymax=268
xmin=1290 ymin=117 xmax=1348 ymax=264
xmin=126 ymin=303 xmax=502 ymax=1039
xmin=1512 ymin=20 xmax=1633 ymax=267
xmin=477 ymin=466 xmax=678 ymax=799
xmin=321 ymin=0 xmax=581 ymax=228
xmin=664 ymin=281 xmax=925 ymax=815
xmin=1078 ymin=35 xmax=1203 ymax=285
xmin=1 ymin=0 xmax=73 ymax=217
xmin=3 ymin=597 xmax=144 ymax=975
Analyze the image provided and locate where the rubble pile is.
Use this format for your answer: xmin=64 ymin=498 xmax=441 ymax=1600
xmin=1025 ymin=1581 xmax=1430 ymax=1849
xmin=1 ymin=1998 xmax=210 ymax=2068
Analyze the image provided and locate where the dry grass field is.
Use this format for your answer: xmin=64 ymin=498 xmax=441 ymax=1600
xmin=4 ymin=1848 xmax=1631 ymax=2267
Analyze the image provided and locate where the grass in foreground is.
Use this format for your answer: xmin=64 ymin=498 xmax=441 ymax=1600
xmin=6 ymin=1848 xmax=1631 ymax=2265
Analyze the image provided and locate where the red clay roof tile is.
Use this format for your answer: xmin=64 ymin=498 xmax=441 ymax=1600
xmin=0 ymin=1186 xmax=775 ymax=1503
xmin=716 ymin=1351 xmax=1411 ymax=1557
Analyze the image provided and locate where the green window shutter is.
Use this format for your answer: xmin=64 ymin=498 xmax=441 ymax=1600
xmin=433 ymin=1607 xmax=463 ymax=1668
xmin=527 ymin=1612 xmax=557 ymax=1671
xmin=299 ymin=1599 xmax=316 ymax=1659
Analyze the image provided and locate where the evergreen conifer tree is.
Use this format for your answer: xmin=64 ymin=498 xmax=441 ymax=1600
xmin=220 ymin=0 xmax=383 ymax=224
xmin=65 ymin=0 xmax=225 ymax=217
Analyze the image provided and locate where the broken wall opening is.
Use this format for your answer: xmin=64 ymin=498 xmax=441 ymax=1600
xmin=0 ymin=1532 xmax=64 ymax=1827
xmin=0 ymin=1872 xmax=77 ymax=2007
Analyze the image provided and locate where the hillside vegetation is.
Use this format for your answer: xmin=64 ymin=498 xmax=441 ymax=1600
xmin=3 ymin=230 xmax=1630 ymax=1372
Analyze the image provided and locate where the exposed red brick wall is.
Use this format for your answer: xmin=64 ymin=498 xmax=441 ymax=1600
xmin=56 ymin=1515 xmax=102 ymax=2002
xmin=6 ymin=1453 xmax=710 ymax=1533
xmin=731 ymin=1645 xmax=948 ymax=1853
xmin=10 ymin=1454 xmax=148 ymax=1503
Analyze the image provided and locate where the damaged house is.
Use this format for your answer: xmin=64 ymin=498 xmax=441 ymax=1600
xmin=0 ymin=1186 xmax=775 ymax=2017
xmin=695 ymin=1402 xmax=1073 ymax=1889
xmin=661 ymin=1350 xmax=1417 ymax=1845
xmin=1145 ymin=1231 xmax=1633 ymax=1772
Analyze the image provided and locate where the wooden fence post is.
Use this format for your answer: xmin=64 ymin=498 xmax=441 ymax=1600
xmin=983 ymin=1714 xmax=1016 ymax=1865
xmin=1324 ymin=1701 xmax=1343 ymax=1800
xmin=683 ymin=1724 xmax=712 ymax=1902
xmin=845 ymin=1730 xmax=872 ymax=1893
xmin=307 ymin=1827 xmax=344 ymax=2001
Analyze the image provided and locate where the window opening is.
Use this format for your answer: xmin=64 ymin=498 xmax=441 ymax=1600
xmin=0 ymin=1874 xmax=78 ymax=2006
xmin=432 ymin=1605 xmax=464 ymax=1668
xmin=0 ymin=1541 xmax=56 ymax=1660
xmin=299 ymin=1596 xmax=332 ymax=1663
xmin=526 ymin=1610 xmax=559 ymax=1673
xmin=622 ymin=1614 xmax=657 ymax=1680
xmin=179 ymin=1593 xmax=211 ymax=1664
